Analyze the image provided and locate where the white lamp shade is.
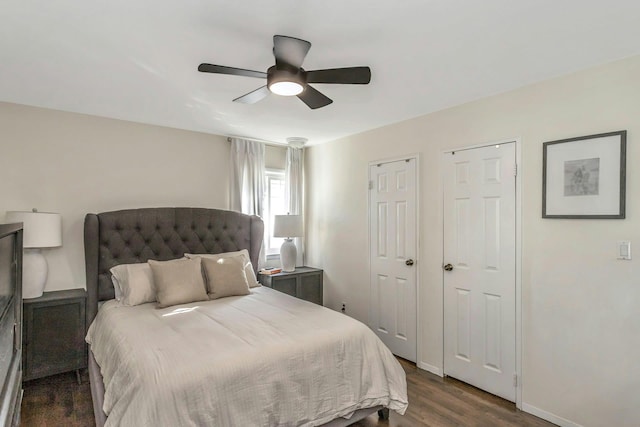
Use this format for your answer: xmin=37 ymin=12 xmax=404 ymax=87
xmin=5 ymin=211 xmax=62 ymax=248
xmin=273 ymin=215 xmax=303 ymax=238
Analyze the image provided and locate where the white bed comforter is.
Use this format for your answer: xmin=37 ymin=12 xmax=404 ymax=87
xmin=86 ymin=286 xmax=408 ymax=427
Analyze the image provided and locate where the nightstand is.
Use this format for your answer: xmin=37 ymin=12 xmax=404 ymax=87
xmin=259 ymin=267 xmax=323 ymax=305
xmin=22 ymin=289 xmax=87 ymax=382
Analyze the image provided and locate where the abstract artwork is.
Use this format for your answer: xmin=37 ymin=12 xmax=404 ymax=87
xmin=564 ymin=158 xmax=599 ymax=196
xmin=543 ymin=131 xmax=626 ymax=219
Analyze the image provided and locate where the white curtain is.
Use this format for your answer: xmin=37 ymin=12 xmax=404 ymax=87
xmin=285 ymin=146 xmax=304 ymax=266
xmin=229 ymin=138 xmax=266 ymax=266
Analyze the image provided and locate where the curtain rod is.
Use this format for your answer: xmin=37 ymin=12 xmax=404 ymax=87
xmin=226 ymin=135 xmax=286 ymax=148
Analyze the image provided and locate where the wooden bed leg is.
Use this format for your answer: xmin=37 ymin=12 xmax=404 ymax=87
xmin=378 ymin=408 xmax=390 ymax=420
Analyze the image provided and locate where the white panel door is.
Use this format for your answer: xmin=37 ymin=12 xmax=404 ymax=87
xmin=443 ymin=142 xmax=516 ymax=401
xmin=369 ymin=158 xmax=417 ymax=362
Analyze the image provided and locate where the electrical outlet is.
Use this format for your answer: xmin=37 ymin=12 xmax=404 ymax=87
xmin=341 ymin=302 xmax=346 ymax=313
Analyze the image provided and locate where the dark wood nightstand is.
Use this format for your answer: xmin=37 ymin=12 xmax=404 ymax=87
xmin=22 ymin=289 xmax=87 ymax=382
xmin=259 ymin=267 xmax=323 ymax=305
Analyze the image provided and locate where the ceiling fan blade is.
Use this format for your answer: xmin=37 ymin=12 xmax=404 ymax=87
xmin=306 ymin=67 xmax=371 ymax=84
xmin=198 ymin=64 xmax=267 ymax=79
xmin=297 ymin=85 xmax=333 ymax=109
xmin=273 ymin=35 xmax=311 ymax=69
xmin=233 ymin=86 xmax=270 ymax=104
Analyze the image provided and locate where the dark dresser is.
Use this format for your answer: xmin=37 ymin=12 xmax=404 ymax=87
xmin=0 ymin=223 xmax=23 ymax=427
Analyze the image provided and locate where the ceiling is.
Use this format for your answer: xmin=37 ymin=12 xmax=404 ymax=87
xmin=2 ymin=1 xmax=640 ymax=145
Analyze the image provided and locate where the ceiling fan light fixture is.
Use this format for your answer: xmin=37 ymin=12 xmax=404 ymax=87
xmin=267 ymin=65 xmax=306 ymax=97
xmin=269 ymin=81 xmax=304 ymax=96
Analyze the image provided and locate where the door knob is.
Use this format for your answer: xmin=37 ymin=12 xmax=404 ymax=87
xmin=405 ymin=259 xmax=414 ymax=266
xmin=443 ymin=263 xmax=453 ymax=271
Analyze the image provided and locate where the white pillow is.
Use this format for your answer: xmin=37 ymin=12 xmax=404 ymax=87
xmin=201 ymin=255 xmax=250 ymax=299
xmin=185 ymin=249 xmax=260 ymax=288
xmin=109 ymin=262 xmax=156 ymax=306
xmin=110 ymin=275 xmax=123 ymax=301
xmin=148 ymin=258 xmax=209 ymax=308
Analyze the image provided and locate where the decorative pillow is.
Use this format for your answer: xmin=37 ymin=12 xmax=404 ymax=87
xmin=148 ymin=258 xmax=209 ymax=308
xmin=110 ymin=263 xmax=155 ymax=306
xmin=184 ymin=249 xmax=261 ymax=288
xmin=201 ymin=255 xmax=250 ymax=300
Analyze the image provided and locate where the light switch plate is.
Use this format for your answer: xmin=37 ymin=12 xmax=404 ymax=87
xmin=617 ymin=241 xmax=631 ymax=260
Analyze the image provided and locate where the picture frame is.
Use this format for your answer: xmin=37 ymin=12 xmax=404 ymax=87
xmin=542 ymin=130 xmax=626 ymax=219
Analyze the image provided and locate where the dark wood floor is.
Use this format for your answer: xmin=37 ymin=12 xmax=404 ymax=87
xmin=21 ymin=359 xmax=555 ymax=426
xmin=21 ymin=370 xmax=93 ymax=427
xmin=353 ymin=359 xmax=555 ymax=427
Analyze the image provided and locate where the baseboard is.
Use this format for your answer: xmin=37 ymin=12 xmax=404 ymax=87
xmin=522 ymin=403 xmax=583 ymax=427
xmin=417 ymin=361 xmax=442 ymax=377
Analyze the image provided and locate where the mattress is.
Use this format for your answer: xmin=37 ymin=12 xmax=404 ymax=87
xmin=86 ymin=286 xmax=408 ymax=427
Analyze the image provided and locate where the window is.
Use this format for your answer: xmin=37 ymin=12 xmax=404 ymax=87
xmin=264 ymin=169 xmax=287 ymax=256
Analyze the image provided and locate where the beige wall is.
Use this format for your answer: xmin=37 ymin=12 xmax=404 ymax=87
xmin=306 ymin=55 xmax=640 ymax=426
xmin=0 ymin=102 xmax=230 ymax=292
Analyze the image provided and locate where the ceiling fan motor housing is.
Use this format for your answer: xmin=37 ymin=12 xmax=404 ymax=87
xmin=267 ymin=65 xmax=307 ymax=95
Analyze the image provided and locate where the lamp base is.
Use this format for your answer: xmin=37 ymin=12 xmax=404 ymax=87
xmin=280 ymin=239 xmax=297 ymax=272
xmin=23 ymin=248 xmax=48 ymax=299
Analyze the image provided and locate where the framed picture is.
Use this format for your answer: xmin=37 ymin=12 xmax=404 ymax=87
xmin=542 ymin=130 xmax=626 ymax=219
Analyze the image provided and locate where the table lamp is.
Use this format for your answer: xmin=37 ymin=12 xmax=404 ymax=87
xmin=5 ymin=209 xmax=62 ymax=299
xmin=273 ymin=214 xmax=303 ymax=272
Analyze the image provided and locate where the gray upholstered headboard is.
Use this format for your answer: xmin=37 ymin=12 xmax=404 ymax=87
xmin=84 ymin=207 xmax=264 ymax=328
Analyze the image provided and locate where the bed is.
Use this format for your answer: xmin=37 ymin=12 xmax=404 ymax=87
xmin=84 ymin=207 xmax=407 ymax=426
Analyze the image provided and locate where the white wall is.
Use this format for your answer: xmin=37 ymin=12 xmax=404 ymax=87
xmin=0 ymin=102 xmax=230 ymax=292
xmin=306 ymin=55 xmax=640 ymax=426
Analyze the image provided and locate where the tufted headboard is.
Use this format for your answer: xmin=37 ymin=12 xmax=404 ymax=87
xmin=84 ymin=207 xmax=264 ymax=328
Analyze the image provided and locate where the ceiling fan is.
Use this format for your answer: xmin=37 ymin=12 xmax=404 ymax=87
xmin=198 ymin=35 xmax=371 ymax=109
